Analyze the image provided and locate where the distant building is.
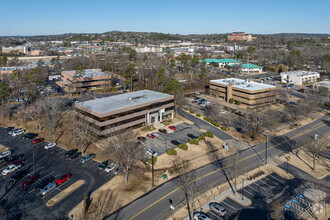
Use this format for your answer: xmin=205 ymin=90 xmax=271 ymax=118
xmin=0 ymin=64 xmax=37 ymax=79
xmin=2 ymin=46 xmax=28 ymax=55
xmin=61 ymin=69 xmax=111 ymax=91
xmin=313 ymin=81 xmax=330 ymax=90
xmin=75 ymin=90 xmax=174 ymax=138
xmin=28 ymin=50 xmax=41 ymax=56
xmin=209 ymin=78 xmax=276 ymax=106
xmin=227 ymin=30 xmax=255 ymax=41
xmin=201 ymin=59 xmax=241 ymax=68
xmin=281 ymin=71 xmax=320 ymax=85
xmin=134 ymin=46 xmax=163 ymax=53
xmin=240 ymin=64 xmax=263 ymax=73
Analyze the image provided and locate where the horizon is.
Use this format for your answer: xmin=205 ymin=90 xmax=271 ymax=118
xmin=1 ymin=0 xmax=330 ymax=36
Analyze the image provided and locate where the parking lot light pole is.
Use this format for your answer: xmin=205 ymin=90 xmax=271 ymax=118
xmin=33 ymin=145 xmax=35 ymax=173
xmin=284 ymin=156 xmax=290 ymax=174
xmin=265 ymin=135 xmax=268 ymax=165
xmin=152 ymin=155 xmax=154 ymax=187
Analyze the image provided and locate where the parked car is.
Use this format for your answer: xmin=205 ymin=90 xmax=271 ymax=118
xmin=158 ymin=129 xmax=167 ymax=134
xmin=69 ymin=152 xmax=82 ymax=160
xmin=194 ymin=97 xmax=200 ymax=100
xmin=11 ymin=158 xmax=25 ymax=166
xmin=147 ymin=148 xmax=158 ymax=157
xmin=8 ymin=128 xmax=21 ymax=135
xmin=80 ymin=153 xmax=95 ymax=163
xmin=11 ymin=129 xmax=25 ymax=137
xmin=168 ymin=126 xmax=176 ymax=130
xmin=113 ymin=168 xmax=119 ymax=175
xmin=105 ymin=163 xmax=116 ymax=173
xmin=97 ymin=160 xmax=109 ymax=170
xmin=10 ymin=169 xmax=29 ymax=182
xmin=219 ymin=110 xmax=226 ymax=114
xmin=146 ymin=134 xmax=155 ymax=139
xmin=4 ymin=127 xmax=14 ymax=132
xmin=22 ymin=133 xmax=37 ymax=140
xmin=4 ymin=154 xmax=24 ymax=164
xmin=137 ymin=136 xmax=146 ymax=142
xmin=2 ymin=164 xmax=22 ymax=175
xmin=55 ymin=173 xmax=71 ymax=185
xmin=44 ymin=143 xmax=56 ymax=149
xmin=171 ymin=140 xmax=180 ymax=146
xmin=36 ymin=177 xmax=55 ymax=191
xmin=194 ymin=91 xmax=200 ymax=95
xmin=193 ymin=212 xmax=212 ymax=220
xmin=65 ymin=149 xmax=78 ymax=157
xmin=152 ymin=132 xmax=159 ymax=137
xmin=33 ymin=138 xmax=44 ymax=144
xmin=22 ymin=175 xmax=39 ymax=188
xmin=0 ymin=150 xmax=12 ymax=159
xmin=187 ymin=134 xmax=197 ymax=139
xmin=209 ymin=202 xmax=226 ymax=216
xmin=40 ymin=182 xmax=57 ymax=196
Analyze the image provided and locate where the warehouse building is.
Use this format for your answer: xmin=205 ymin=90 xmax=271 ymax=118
xmin=75 ymin=90 xmax=174 ymax=138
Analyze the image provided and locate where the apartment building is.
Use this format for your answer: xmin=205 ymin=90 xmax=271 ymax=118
xmin=75 ymin=90 xmax=174 ymax=138
xmin=281 ymin=71 xmax=320 ymax=85
xmin=209 ymin=78 xmax=276 ymax=106
xmin=61 ymin=69 xmax=111 ymax=91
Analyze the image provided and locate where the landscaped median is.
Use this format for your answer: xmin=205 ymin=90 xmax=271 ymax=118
xmin=46 ymin=180 xmax=85 ymax=207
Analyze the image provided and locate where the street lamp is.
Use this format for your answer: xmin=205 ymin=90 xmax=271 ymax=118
xmin=265 ymin=135 xmax=268 ymax=165
xmin=284 ymin=156 xmax=290 ymax=173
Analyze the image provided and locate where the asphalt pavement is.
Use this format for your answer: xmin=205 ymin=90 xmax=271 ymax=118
xmin=105 ymin=113 xmax=329 ymax=220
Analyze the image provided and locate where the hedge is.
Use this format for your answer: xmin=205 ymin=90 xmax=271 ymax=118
xmin=205 ymin=131 xmax=214 ymax=138
xmin=197 ymin=135 xmax=205 ymax=140
xmin=189 ymin=110 xmax=195 ymax=114
xmin=221 ymin=126 xmax=227 ymax=131
xmin=167 ymin=148 xmax=177 ymax=155
xmin=196 ymin=113 xmax=201 ymax=117
xmin=179 ymin=143 xmax=188 ymax=150
xmin=183 ymin=107 xmax=189 ymax=111
xmin=235 ymin=100 xmax=241 ymax=105
xmin=148 ymin=157 xmax=157 ymax=165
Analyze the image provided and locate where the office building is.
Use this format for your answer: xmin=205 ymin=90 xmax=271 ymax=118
xmin=227 ymin=30 xmax=255 ymax=41
xmin=209 ymin=78 xmax=276 ymax=106
xmin=75 ymin=90 xmax=174 ymax=137
xmin=281 ymin=71 xmax=320 ymax=85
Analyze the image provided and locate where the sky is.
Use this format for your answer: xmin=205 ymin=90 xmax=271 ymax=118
xmin=1 ymin=0 xmax=330 ymax=36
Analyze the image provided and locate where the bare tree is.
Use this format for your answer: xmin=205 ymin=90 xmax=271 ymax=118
xmin=303 ymin=135 xmax=327 ymax=170
xmin=239 ymin=111 xmax=264 ymax=139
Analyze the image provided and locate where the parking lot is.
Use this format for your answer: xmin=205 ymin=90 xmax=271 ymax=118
xmin=206 ymin=198 xmax=244 ymax=219
xmin=138 ymin=123 xmax=203 ymax=156
xmin=0 ymin=127 xmax=115 ymax=219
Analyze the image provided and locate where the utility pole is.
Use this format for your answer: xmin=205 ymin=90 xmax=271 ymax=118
xmin=33 ymin=146 xmax=35 ymax=173
xmin=284 ymin=156 xmax=290 ymax=174
xmin=152 ymin=155 xmax=154 ymax=187
xmin=265 ymin=135 xmax=268 ymax=165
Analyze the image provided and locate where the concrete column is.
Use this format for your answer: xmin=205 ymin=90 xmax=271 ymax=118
xmin=159 ymin=110 xmax=163 ymax=122
xmin=226 ymin=85 xmax=233 ymax=102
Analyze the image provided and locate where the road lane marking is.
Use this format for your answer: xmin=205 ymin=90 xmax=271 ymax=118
xmin=128 ymin=119 xmax=329 ymax=220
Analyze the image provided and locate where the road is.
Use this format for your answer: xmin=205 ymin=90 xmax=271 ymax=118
xmin=106 ymin=113 xmax=330 ymax=220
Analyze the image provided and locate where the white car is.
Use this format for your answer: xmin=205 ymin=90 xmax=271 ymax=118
xmin=8 ymin=128 xmax=21 ymax=135
xmin=105 ymin=163 xmax=117 ymax=173
xmin=219 ymin=110 xmax=226 ymax=114
xmin=147 ymin=149 xmax=158 ymax=157
xmin=2 ymin=164 xmax=21 ymax=175
xmin=152 ymin=132 xmax=159 ymax=137
xmin=193 ymin=212 xmax=212 ymax=220
xmin=44 ymin=143 xmax=56 ymax=149
xmin=188 ymin=98 xmax=194 ymax=102
xmin=194 ymin=91 xmax=200 ymax=95
xmin=0 ymin=150 xmax=12 ymax=159
xmin=12 ymin=129 xmax=25 ymax=136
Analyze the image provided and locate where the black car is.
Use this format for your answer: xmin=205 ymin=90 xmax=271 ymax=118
xmin=10 ymin=169 xmax=29 ymax=182
xmin=187 ymin=134 xmax=197 ymax=139
xmin=4 ymin=127 xmax=14 ymax=132
xmin=22 ymin=133 xmax=38 ymax=140
xmin=69 ymin=152 xmax=82 ymax=160
xmin=97 ymin=160 xmax=109 ymax=170
xmin=35 ymin=177 xmax=55 ymax=191
xmin=158 ymin=129 xmax=167 ymax=134
xmin=171 ymin=140 xmax=180 ymax=146
xmin=65 ymin=149 xmax=78 ymax=157
xmin=4 ymin=154 xmax=24 ymax=164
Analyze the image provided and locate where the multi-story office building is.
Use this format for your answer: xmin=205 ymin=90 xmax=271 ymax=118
xmin=75 ymin=90 xmax=174 ymax=138
xmin=227 ymin=30 xmax=255 ymax=41
xmin=209 ymin=78 xmax=276 ymax=106
xmin=281 ymin=71 xmax=320 ymax=85
xmin=61 ymin=69 xmax=111 ymax=91
xmin=2 ymin=46 xmax=29 ymax=55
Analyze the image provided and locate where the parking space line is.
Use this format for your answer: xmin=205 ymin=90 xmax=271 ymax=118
xmin=208 ymin=211 xmax=222 ymax=220
xmin=258 ymin=178 xmax=272 ymax=188
xmin=253 ymin=181 xmax=268 ymax=191
xmin=247 ymin=184 xmax=260 ymax=192
xmin=245 ymin=185 xmax=258 ymax=194
xmin=56 ymin=179 xmax=72 ymax=190
xmin=41 ymin=170 xmax=55 ymax=179
xmin=221 ymin=201 xmax=237 ymax=211
xmin=268 ymin=174 xmax=284 ymax=183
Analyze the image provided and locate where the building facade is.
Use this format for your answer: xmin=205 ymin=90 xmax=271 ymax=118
xmin=313 ymin=81 xmax=330 ymax=90
xmin=61 ymin=69 xmax=111 ymax=91
xmin=227 ymin=30 xmax=255 ymax=41
xmin=281 ymin=71 xmax=320 ymax=85
xmin=2 ymin=46 xmax=28 ymax=55
xmin=209 ymin=78 xmax=276 ymax=106
xmin=75 ymin=90 xmax=174 ymax=138
xmin=201 ymin=59 xmax=241 ymax=68
xmin=240 ymin=64 xmax=263 ymax=73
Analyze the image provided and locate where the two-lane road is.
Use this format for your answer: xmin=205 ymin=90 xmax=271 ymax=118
xmin=106 ymin=114 xmax=330 ymax=220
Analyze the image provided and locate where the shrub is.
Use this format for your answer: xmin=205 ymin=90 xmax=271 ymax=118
xmin=178 ymin=144 xmax=183 ymax=149
xmin=196 ymin=113 xmax=201 ymax=117
xmin=214 ymin=123 xmax=220 ymax=127
xmin=148 ymin=157 xmax=157 ymax=165
xmin=189 ymin=139 xmax=194 ymax=144
xmin=229 ymin=98 xmax=234 ymax=104
xmin=198 ymin=135 xmax=205 ymax=140
xmin=235 ymin=100 xmax=241 ymax=105
xmin=110 ymin=87 xmax=119 ymax=91
xmin=205 ymin=131 xmax=214 ymax=138
xmin=183 ymin=107 xmax=189 ymax=111
xmin=141 ymin=126 xmax=148 ymax=131
xmin=189 ymin=110 xmax=194 ymax=114
xmin=182 ymin=144 xmax=188 ymax=150
xmin=203 ymin=117 xmax=209 ymax=121
xmin=193 ymin=139 xmax=199 ymax=145
xmin=166 ymin=148 xmax=177 ymax=155
xmin=221 ymin=126 xmax=227 ymax=131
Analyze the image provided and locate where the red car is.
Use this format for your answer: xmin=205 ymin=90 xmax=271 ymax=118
xmin=55 ymin=173 xmax=71 ymax=185
xmin=11 ymin=158 xmax=26 ymax=166
xmin=33 ymin=138 xmax=44 ymax=144
xmin=22 ymin=175 xmax=38 ymax=188
xmin=146 ymin=134 xmax=155 ymax=139
xmin=168 ymin=126 xmax=176 ymax=130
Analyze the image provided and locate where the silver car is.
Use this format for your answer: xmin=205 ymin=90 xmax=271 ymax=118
xmin=12 ymin=129 xmax=25 ymax=136
xmin=0 ymin=150 xmax=12 ymax=159
xmin=40 ymin=182 xmax=56 ymax=196
xmin=209 ymin=202 xmax=226 ymax=216
xmin=80 ymin=153 xmax=95 ymax=163
xmin=8 ymin=128 xmax=21 ymax=135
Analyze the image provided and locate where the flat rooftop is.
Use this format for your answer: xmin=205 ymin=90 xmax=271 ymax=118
xmin=282 ymin=71 xmax=320 ymax=77
xmin=76 ymin=90 xmax=173 ymax=114
xmin=210 ymin=78 xmax=275 ymax=91
xmin=62 ymin=69 xmax=108 ymax=78
xmin=314 ymin=80 xmax=330 ymax=86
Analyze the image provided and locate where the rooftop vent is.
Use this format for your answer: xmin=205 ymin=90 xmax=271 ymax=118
xmin=128 ymin=95 xmax=146 ymax=101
